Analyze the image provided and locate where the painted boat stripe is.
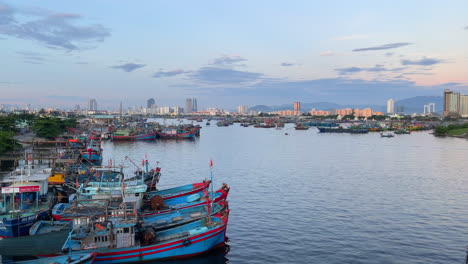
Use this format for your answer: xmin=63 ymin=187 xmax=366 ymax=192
xmin=96 ymin=224 xmax=226 ymax=257
xmin=95 ymin=227 xmax=226 ymax=261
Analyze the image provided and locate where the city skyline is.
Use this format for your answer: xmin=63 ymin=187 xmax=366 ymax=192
xmin=1 ymin=0 xmax=468 ymax=109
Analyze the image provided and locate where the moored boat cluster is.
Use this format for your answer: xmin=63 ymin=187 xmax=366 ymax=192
xmin=0 ymin=126 xmax=230 ymax=263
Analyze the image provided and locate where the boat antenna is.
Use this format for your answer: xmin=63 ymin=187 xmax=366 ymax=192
xmin=209 ymin=159 xmax=214 ymax=200
xmin=125 ymin=156 xmax=141 ymax=171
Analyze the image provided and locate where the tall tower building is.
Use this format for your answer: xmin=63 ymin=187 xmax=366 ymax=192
xmin=237 ymin=105 xmax=248 ymax=114
xmin=147 ymin=98 xmax=155 ymax=108
xmin=185 ymin=98 xmax=193 ymax=114
xmin=293 ymin=102 xmax=301 ymax=112
xmin=443 ymin=89 xmax=461 ymax=116
xmin=386 ymin=99 xmax=394 ymax=114
xmin=192 ymin=98 xmax=197 ymax=112
xmin=88 ymin=99 xmax=97 ymax=111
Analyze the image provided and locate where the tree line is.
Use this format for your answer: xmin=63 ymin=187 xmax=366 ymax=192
xmin=0 ymin=113 xmax=77 ymax=154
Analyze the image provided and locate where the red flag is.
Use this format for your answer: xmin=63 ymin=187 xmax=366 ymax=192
xmin=210 ymin=159 xmax=213 ymax=168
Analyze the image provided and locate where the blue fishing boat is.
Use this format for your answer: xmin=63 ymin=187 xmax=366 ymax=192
xmin=62 ymin=210 xmax=230 ymax=263
xmin=143 ymin=200 xmax=228 ymax=230
xmin=142 ymin=184 xmax=230 ymax=218
xmin=158 ymin=127 xmax=198 ymax=139
xmin=146 ymin=181 xmax=210 ymax=200
xmin=0 ymin=168 xmax=54 ymax=238
xmin=80 ymin=140 xmax=103 ymax=166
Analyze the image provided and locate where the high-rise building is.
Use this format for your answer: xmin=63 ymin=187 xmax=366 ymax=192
xmin=293 ymin=102 xmax=301 ymax=112
xmin=460 ymin=95 xmax=468 ymax=117
xmin=88 ymin=99 xmax=97 ymax=111
xmin=386 ymin=99 xmax=394 ymax=114
xmin=424 ymin=103 xmax=436 ymax=115
xmin=147 ymin=98 xmax=155 ymax=108
xmin=192 ymin=98 xmax=197 ymax=112
xmin=237 ymin=105 xmax=248 ymax=114
xmin=185 ymin=98 xmax=193 ymax=114
xmin=396 ymin=105 xmax=404 ymax=113
xmin=443 ymin=89 xmax=461 ymax=116
xmin=74 ymin=104 xmax=80 ymax=111
xmin=429 ymin=103 xmax=435 ymax=113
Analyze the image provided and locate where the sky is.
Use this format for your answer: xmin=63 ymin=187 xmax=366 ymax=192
xmin=0 ymin=0 xmax=467 ymax=110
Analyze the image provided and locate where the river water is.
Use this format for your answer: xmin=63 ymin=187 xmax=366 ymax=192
xmin=100 ymin=121 xmax=467 ymax=264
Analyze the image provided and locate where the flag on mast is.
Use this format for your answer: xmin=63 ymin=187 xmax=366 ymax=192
xmin=210 ymin=159 xmax=213 ymax=168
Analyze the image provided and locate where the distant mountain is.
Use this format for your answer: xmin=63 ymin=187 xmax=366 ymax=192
xmin=394 ymin=96 xmax=443 ymax=113
xmin=249 ymin=96 xmax=443 ymax=114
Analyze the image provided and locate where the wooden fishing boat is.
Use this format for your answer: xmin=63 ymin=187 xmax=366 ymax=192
xmin=111 ymin=130 xmax=158 ymax=141
xmin=141 ymin=184 xmax=230 ymax=217
xmin=80 ymin=140 xmax=102 ymax=166
xmin=158 ymin=127 xmax=198 ymax=139
xmin=380 ymin=132 xmax=394 ymax=138
xmin=0 ymin=168 xmax=55 ymax=238
xmin=62 ymin=211 xmax=230 ymax=263
xmin=146 ymin=181 xmax=210 ymax=200
xmin=294 ymin=124 xmax=309 ymax=130
xmin=142 ymin=200 xmax=228 ymax=230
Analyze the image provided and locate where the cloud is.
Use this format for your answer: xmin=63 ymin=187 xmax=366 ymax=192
xmin=111 ymin=63 xmax=145 ymax=72
xmin=401 ymin=72 xmax=434 ymax=76
xmin=0 ymin=2 xmax=110 ymax=50
xmin=320 ymin=51 xmax=335 ymax=56
xmin=352 ymin=42 xmax=412 ymax=52
xmin=385 ymin=52 xmax=394 ymax=57
xmin=16 ymin=50 xmax=47 ymax=64
xmin=334 ymin=35 xmax=369 ymax=41
xmin=280 ymin=62 xmax=295 ymax=67
xmin=400 ymin=57 xmax=444 ymax=66
xmin=152 ymin=69 xmax=189 ymax=78
xmin=190 ymin=67 xmax=263 ymax=84
xmin=211 ymin=55 xmax=247 ymax=66
xmin=335 ymin=65 xmax=406 ymax=75
xmin=464 ymin=26 xmax=468 ymax=30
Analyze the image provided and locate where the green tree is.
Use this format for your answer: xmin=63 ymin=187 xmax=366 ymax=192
xmin=0 ymin=131 xmax=21 ymax=154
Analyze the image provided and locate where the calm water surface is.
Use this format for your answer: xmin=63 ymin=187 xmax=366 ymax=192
xmin=100 ymin=121 xmax=468 ymax=264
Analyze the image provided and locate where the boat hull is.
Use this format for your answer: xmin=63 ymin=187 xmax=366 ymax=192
xmin=111 ymin=132 xmax=157 ymax=141
xmin=92 ymin=220 xmax=227 ymax=263
xmin=0 ymin=210 xmax=50 ymax=238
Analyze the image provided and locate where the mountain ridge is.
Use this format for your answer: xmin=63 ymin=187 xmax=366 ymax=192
xmin=248 ymin=96 xmax=443 ymax=114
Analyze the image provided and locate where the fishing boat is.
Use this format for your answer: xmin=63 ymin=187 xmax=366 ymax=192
xmin=111 ymin=129 xmax=158 ymax=141
xmin=141 ymin=184 xmax=229 ymax=216
xmin=294 ymin=124 xmax=309 ymax=130
xmin=30 ymin=219 xmax=71 ymax=235
xmin=146 ymin=181 xmax=210 ymax=200
xmin=158 ymin=127 xmax=198 ymax=139
xmin=62 ymin=210 xmax=230 ymax=263
xmin=394 ymin=129 xmax=411 ymax=134
xmin=142 ymin=200 xmax=228 ymax=230
xmin=380 ymin=132 xmax=394 ymax=138
xmin=80 ymin=140 xmax=102 ymax=166
xmin=0 ymin=167 xmax=55 ymax=238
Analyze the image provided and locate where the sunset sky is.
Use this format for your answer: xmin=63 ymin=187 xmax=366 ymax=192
xmin=1 ymin=0 xmax=467 ymax=109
